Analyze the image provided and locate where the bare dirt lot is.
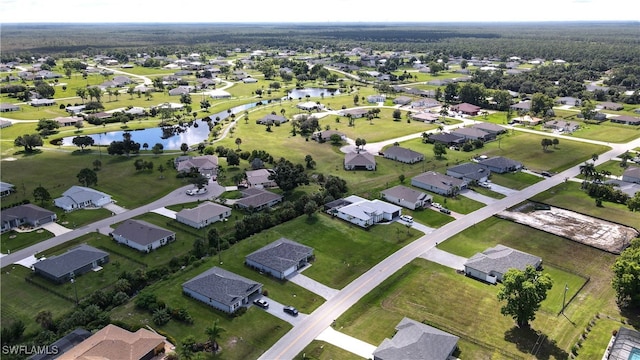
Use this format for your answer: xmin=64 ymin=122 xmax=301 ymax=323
xmin=497 ymin=203 xmax=638 ymax=254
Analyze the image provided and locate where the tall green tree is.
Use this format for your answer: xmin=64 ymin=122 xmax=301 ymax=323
xmin=14 ymin=133 xmax=43 ymax=152
xmin=530 ymin=93 xmax=554 ymax=117
xmin=36 ymin=119 xmax=60 ymax=137
xmin=433 ymin=142 xmax=447 ymax=159
xmin=612 ymin=238 xmax=640 ymax=307
xmin=33 ymin=186 xmax=51 ymax=206
xmin=497 ymin=266 xmax=553 ymax=328
xmin=72 ymin=136 xmax=95 ymax=151
xmin=77 ymin=168 xmax=98 ymax=187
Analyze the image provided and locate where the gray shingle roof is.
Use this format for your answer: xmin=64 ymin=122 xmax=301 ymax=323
xmin=246 ymin=238 xmax=313 ymax=273
xmin=175 ymin=202 xmax=231 ymax=223
xmin=345 ymin=152 xmax=376 ymax=167
xmin=111 ymin=219 xmax=174 ymax=246
xmin=447 ymin=162 xmax=489 ymax=181
xmin=182 ymin=267 xmax=262 ymax=307
xmin=478 ymin=156 xmax=522 ymax=171
xmin=33 ymin=244 xmax=109 ymax=278
xmin=373 ymin=317 xmax=459 ymax=360
xmin=383 ymin=146 xmax=423 ymax=160
xmin=236 ymin=188 xmax=283 ymax=208
xmin=464 ymin=244 xmax=541 ymax=275
xmin=1 ymin=203 xmax=55 ymax=224
xmin=381 ymin=185 xmax=432 ymax=204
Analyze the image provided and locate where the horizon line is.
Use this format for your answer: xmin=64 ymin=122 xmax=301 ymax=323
xmin=2 ymin=20 xmax=638 ymax=25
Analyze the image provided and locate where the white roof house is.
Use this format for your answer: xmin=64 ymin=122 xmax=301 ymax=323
xmin=54 ymin=186 xmax=112 ymax=212
xmin=330 ymin=195 xmax=402 ymax=228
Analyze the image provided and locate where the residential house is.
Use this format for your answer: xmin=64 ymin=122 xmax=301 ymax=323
xmin=510 ymin=115 xmax=543 ymax=126
xmin=339 ymin=108 xmax=370 ymax=119
xmin=182 ymin=266 xmax=263 ymax=314
xmin=543 ymin=120 xmax=580 ymax=133
xmin=510 ymin=101 xmax=531 ymax=112
xmin=451 ymin=127 xmax=495 ymax=142
xmin=54 ymin=186 xmax=113 ymax=212
xmin=168 ymin=86 xmax=193 ymax=96
xmin=245 ymin=238 xmax=314 ymax=279
xmin=33 ymin=244 xmax=109 ymax=284
xmin=344 ymin=152 xmax=376 ymax=170
xmin=176 ymin=201 xmax=232 ymax=229
xmin=312 ymin=129 xmax=345 ymax=142
xmin=393 ymin=96 xmax=413 ymax=105
xmin=447 ymin=162 xmax=490 ymax=183
xmin=297 ymin=101 xmax=322 ymax=111
xmin=451 ymin=102 xmax=481 ymax=116
xmin=598 ymin=102 xmax=624 ymax=111
xmin=411 ymin=171 xmax=466 ymax=196
xmin=246 ymin=168 xmax=276 ymax=188
xmin=208 ymin=89 xmax=232 ymax=99
xmin=235 ymin=188 xmax=283 ymax=211
xmin=0 ymin=181 xmax=15 ymax=197
xmin=478 ymin=156 xmax=523 ymax=174
xmin=555 ymin=97 xmax=580 ymax=106
xmin=610 ymin=115 xmax=640 ymax=126
xmin=58 ymin=324 xmax=166 ymax=360
xmin=242 ymin=77 xmax=258 ymax=83
xmin=367 ymin=94 xmax=386 ymax=103
xmin=382 ymin=146 xmax=424 ymax=164
xmin=54 ymin=116 xmax=83 ymax=127
xmin=410 ymin=98 xmax=440 ymax=109
xmin=65 ymin=105 xmax=86 ymax=115
xmin=0 ymin=103 xmax=19 ymax=112
xmin=373 ymin=317 xmax=459 ymax=360
xmin=111 ymin=219 xmax=176 ymax=253
xmin=606 ymin=327 xmax=640 ymax=360
xmin=327 ymin=195 xmax=402 ymax=228
xmin=30 ymin=328 xmax=93 ymax=360
xmin=1 ymin=204 xmax=57 ymax=233
xmin=256 ymin=114 xmax=288 ymax=125
xmin=411 ymin=112 xmax=439 ymax=123
xmin=622 ymin=167 xmax=640 ymax=184
xmin=471 ymin=122 xmax=507 ymax=135
xmin=380 ymin=185 xmax=432 ymax=210
xmin=175 ymin=155 xmax=218 ymax=179
xmin=30 ymin=98 xmax=56 ymax=107
xmin=427 ymin=133 xmax=465 ymax=146
xmin=464 ymin=244 xmax=542 ymax=284
xmin=0 ymin=119 xmax=13 ymax=128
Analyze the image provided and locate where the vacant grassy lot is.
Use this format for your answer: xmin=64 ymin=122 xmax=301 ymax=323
xmin=530 ymin=181 xmax=639 ymax=228
xmin=490 ymin=171 xmax=543 ymax=190
xmin=566 ymin=120 xmax=640 ymax=143
xmin=298 ymin=340 xmax=363 ymax=360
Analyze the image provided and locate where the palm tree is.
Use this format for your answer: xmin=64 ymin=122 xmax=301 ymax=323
xmin=579 ymin=162 xmax=596 ymax=180
xmin=205 ymin=319 xmax=226 ymax=353
xmin=235 ymin=138 xmax=242 ymax=150
xmin=421 ymin=132 xmax=431 ymax=143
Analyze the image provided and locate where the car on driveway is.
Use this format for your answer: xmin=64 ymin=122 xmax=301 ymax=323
xmin=478 ymin=181 xmax=492 ymax=189
xmin=283 ymin=306 xmax=298 ymax=316
xmin=400 ymin=215 xmax=413 ymax=223
xmin=253 ymin=299 xmax=269 ymax=309
xmin=432 ymin=202 xmax=442 ymax=209
xmin=440 ymin=208 xmax=451 ymax=214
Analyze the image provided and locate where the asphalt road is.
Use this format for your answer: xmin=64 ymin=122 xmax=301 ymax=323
xmin=258 ymin=138 xmax=640 ymax=360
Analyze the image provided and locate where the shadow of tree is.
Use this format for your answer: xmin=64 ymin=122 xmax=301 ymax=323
xmin=504 ymin=326 xmax=569 ymax=360
xmin=620 ymin=305 xmax=640 ymax=328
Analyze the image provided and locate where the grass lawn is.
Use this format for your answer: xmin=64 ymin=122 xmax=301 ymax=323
xmin=490 ymin=171 xmax=543 ymax=190
xmin=530 ymin=181 xmax=639 ymax=228
xmin=1 ymin=228 xmax=53 ymax=253
xmin=0 ymin=264 xmax=75 ymax=335
xmin=401 ymin=207 xmax=455 ymax=228
xmin=575 ymin=316 xmax=624 ymax=359
xmin=297 ymin=341 xmax=363 ymax=360
xmin=594 ymin=160 xmax=629 ymax=178
xmin=565 ymin=120 xmax=640 ymax=144
xmin=468 ymin=185 xmax=507 ymax=199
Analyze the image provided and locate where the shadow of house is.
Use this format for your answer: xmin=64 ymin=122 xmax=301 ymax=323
xmin=245 ymin=238 xmax=314 ymax=280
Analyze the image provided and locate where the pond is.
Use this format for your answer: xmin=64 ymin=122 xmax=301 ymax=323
xmin=286 ymin=88 xmax=340 ymax=99
xmin=61 ymin=100 xmax=274 ymax=150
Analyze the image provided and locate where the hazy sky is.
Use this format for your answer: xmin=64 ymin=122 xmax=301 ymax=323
xmin=1 ymin=0 xmax=638 ymax=23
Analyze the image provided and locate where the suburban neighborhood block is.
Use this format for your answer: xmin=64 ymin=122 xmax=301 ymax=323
xmin=245 ymin=238 xmax=314 ymax=279
xmin=182 ymin=266 xmax=263 ymax=314
xmin=464 ymin=244 xmax=542 ymax=284
xmin=33 ymin=244 xmax=109 ymax=283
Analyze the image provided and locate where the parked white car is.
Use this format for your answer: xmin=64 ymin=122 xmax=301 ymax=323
xmin=400 ymin=215 xmax=413 ymax=223
xmin=432 ymin=202 xmax=442 ymax=209
xmin=186 ymin=187 xmax=208 ymax=196
xmin=479 ymin=182 xmax=492 ymax=189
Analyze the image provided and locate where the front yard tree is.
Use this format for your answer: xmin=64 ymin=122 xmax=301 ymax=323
xmin=497 ymin=266 xmax=553 ymax=328
xmin=72 ymin=136 xmax=95 ymax=152
xmin=235 ymin=138 xmax=242 ymax=150
xmin=14 ymin=133 xmax=43 ymax=152
xmin=531 ymin=93 xmax=554 ymax=117
xmin=205 ymin=319 xmax=225 ymax=353
xmin=226 ymin=151 xmax=240 ymax=166
xmin=180 ymin=143 xmax=189 ymax=154
xmin=304 ymin=200 xmax=318 ymax=218
xmin=329 ymin=133 xmax=343 ymax=145
xmin=269 ymin=158 xmax=309 ymax=193
xmin=581 ymin=100 xmax=597 ymax=122
xmin=611 ymin=238 xmax=640 ymax=307
xmin=541 ymin=138 xmax=553 ymax=151
xmin=433 ymin=142 xmax=447 ymax=159
xmin=77 ymin=168 xmax=98 ymax=187
xmin=392 ymin=109 xmax=402 ymax=121
xmin=189 ymin=174 xmax=208 ymax=190
xmin=36 ymin=119 xmax=60 ymax=137
xmin=304 ymin=155 xmax=316 ymax=169
xmin=33 ymin=186 xmax=51 ymax=206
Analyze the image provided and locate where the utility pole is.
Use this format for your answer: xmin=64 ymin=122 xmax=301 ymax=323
xmin=562 ymin=283 xmax=568 ymax=314
xmin=70 ymin=277 xmax=79 ymax=305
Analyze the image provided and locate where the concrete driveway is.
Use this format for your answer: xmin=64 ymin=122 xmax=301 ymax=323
xmin=104 ymin=202 xmax=127 ymax=214
xmin=254 ymin=296 xmax=307 ymax=326
xmin=459 ymin=189 xmax=498 ymax=205
xmin=288 ymin=272 xmax=339 ymax=300
xmin=490 ymin=183 xmax=520 ymax=196
xmin=41 ymin=222 xmax=72 ymax=236
xmin=316 ymin=326 xmax=377 ymax=359
xmin=420 ymin=248 xmax=468 ymax=270
xmin=151 ymin=207 xmax=177 ymax=219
